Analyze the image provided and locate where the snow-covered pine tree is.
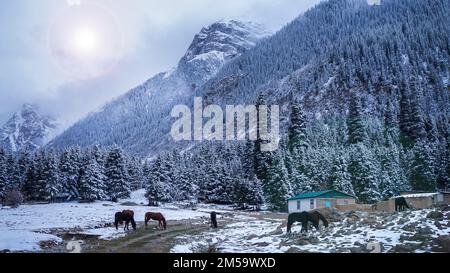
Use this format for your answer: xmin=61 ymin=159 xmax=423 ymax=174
xmin=145 ymin=155 xmax=172 ymax=205
xmin=248 ymin=176 xmax=264 ymax=210
xmin=173 ymin=155 xmax=194 ymax=201
xmin=329 ymin=153 xmax=354 ymax=196
xmin=241 ymin=140 xmax=256 ymax=180
xmin=127 ymin=156 xmax=144 ymax=191
xmin=288 ymin=99 xmax=308 ymax=153
xmin=0 ymin=148 xmax=8 ymax=201
xmin=79 ymin=156 xmax=107 ymax=201
xmin=347 ymin=92 xmax=367 ymax=145
xmin=263 ymin=152 xmax=289 ymax=211
xmin=254 ymin=93 xmax=271 ymax=181
xmin=22 ymin=156 xmax=39 ymax=201
xmin=39 ymin=152 xmax=61 ymax=202
xmin=15 ymin=151 xmax=31 ymax=190
xmin=408 ymin=141 xmax=436 ymax=191
xmin=232 ymin=177 xmax=252 ymax=209
xmin=105 ymin=145 xmax=131 ymax=201
xmin=348 ymin=144 xmax=381 ymax=204
xmin=5 ymin=153 xmax=20 ymax=192
xmin=89 ymin=145 xmax=108 ymax=195
xmin=59 ymin=148 xmax=82 ymax=200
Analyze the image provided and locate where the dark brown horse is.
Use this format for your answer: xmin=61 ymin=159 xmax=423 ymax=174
xmin=287 ymin=211 xmax=329 ymax=233
xmin=145 ymin=212 xmax=167 ymax=230
xmin=115 ymin=210 xmax=136 ymax=231
xmin=395 ymin=197 xmax=409 ymax=212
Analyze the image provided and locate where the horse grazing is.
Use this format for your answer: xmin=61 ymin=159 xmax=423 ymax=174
xmin=395 ymin=197 xmax=409 ymax=212
xmin=145 ymin=212 xmax=167 ymax=230
xmin=210 ymin=211 xmax=218 ymax=228
xmin=287 ymin=211 xmax=329 ymax=233
xmin=115 ymin=210 xmax=136 ymax=231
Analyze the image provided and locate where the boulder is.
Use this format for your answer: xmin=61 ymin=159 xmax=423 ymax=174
xmin=434 ymin=221 xmax=442 ymax=229
xmin=252 ymin=242 xmax=270 ymax=247
xmin=432 ymin=235 xmax=450 ymax=252
xmin=426 ymin=211 xmax=444 ymax=220
xmin=267 ymin=225 xmax=284 ymax=236
xmin=391 ymin=243 xmax=418 ymax=253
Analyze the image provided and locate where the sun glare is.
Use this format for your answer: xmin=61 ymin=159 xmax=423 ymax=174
xmin=73 ymin=28 xmax=98 ymax=54
xmin=49 ymin=3 xmax=122 ymax=79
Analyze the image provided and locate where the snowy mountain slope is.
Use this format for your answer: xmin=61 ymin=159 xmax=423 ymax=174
xmin=200 ymin=0 xmax=450 ymax=125
xmin=48 ymin=20 xmax=271 ymax=156
xmin=0 ymin=104 xmax=57 ymax=153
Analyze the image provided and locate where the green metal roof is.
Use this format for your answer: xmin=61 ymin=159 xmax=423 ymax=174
xmin=287 ymin=190 xmax=355 ymax=201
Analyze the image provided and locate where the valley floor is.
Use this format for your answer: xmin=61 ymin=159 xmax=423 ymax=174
xmin=1 ymin=190 xmax=449 ymax=253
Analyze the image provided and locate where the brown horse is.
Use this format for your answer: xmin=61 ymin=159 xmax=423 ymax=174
xmin=145 ymin=212 xmax=167 ymax=230
xmin=115 ymin=210 xmax=136 ymax=231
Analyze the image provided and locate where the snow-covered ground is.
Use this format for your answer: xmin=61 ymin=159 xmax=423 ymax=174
xmin=171 ymin=209 xmax=450 ymax=253
xmin=0 ymin=190 xmax=208 ymax=252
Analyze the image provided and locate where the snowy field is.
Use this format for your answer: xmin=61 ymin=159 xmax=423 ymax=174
xmin=0 ymin=190 xmax=208 ymax=252
xmin=1 ymin=191 xmax=449 ymax=253
xmin=171 ymin=209 xmax=450 ymax=253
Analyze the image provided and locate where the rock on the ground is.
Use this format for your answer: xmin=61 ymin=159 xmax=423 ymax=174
xmin=432 ymin=235 xmax=450 ymax=252
xmin=426 ymin=211 xmax=444 ymax=220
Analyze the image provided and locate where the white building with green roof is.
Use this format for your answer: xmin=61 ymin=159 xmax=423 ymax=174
xmin=287 ymin=190 xmax=356 ymax=213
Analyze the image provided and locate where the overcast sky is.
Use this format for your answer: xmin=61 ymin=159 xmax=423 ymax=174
xmin=0 ymin=0 xmax=321 ymax=127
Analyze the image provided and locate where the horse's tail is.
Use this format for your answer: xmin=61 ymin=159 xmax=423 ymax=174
xmin=162 ymin=216 xmax=167 ymax=230
xmin=144 ymin=214 xmax=149 ymax=227
xmin=131 ymin=218 xmax=137 ymax=230
xmin=317 ymin=212 xmax=329 ymax=227
xmin=286 ymin=214 xmax=293 ymax=233
xmin=114 ymin=213 xmax=120 ymax=230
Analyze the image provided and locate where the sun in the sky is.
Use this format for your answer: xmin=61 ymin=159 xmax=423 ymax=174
xmin=72 ymin=27 xmax=98 ymax=55
xmin=49 ymin=2 xmax=122 ymax=79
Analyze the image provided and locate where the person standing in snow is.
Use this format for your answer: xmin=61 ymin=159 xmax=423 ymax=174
xmin=210 ymin=211 xmax=218 ymax=228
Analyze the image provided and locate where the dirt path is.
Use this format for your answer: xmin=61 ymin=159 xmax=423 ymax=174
xmin=88 ymin=220 xmax=212 ymax=253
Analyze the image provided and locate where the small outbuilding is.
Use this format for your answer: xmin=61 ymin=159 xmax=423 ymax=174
xmin=287 ymin=190 xmax=356 ymax=213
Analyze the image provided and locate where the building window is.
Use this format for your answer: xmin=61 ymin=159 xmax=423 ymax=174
xmin=310 ymin=199 xmax=314 ymax=209
xmin=297 ymin=200 xmax=301 ymax=210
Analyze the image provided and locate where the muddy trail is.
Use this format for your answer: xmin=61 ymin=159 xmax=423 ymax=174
xmin=89 ymin=220 xmax=212 ymax=253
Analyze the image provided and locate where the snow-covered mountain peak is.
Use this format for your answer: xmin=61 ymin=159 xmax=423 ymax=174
xmin=0 ymin=104 xmax=58 ymax=152
xmin=179 ymin=19 xmax=271 ymax=85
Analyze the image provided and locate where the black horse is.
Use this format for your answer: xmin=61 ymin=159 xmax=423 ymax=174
xmin=395 ymin=197 xmax=409 ymax=212
xmin=287 ymin=211 xmax=329 ymax=233
xmin=210 ymin=211 xmax=218 ymax=228
xmin=115 ymin=210 xmax=137 ymax=231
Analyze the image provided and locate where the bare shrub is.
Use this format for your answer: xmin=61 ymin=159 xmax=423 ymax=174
xmin=3 ymin=189 xmax=24 ymax=208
